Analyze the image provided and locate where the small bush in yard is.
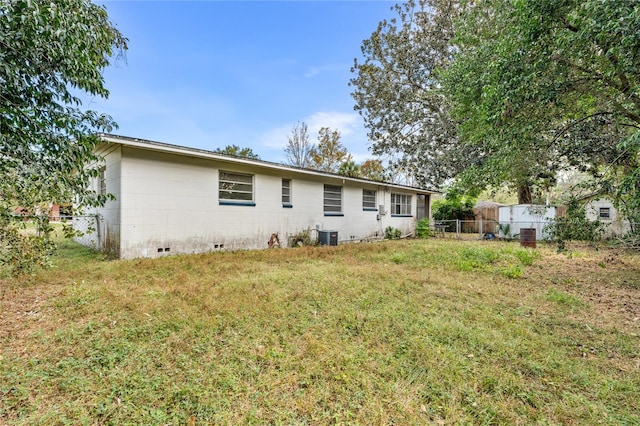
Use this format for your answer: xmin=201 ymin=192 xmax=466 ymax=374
xmin=385 ymin=226 xmax=402 ymax=239
xmin=416 ymin=217 xmax=431 ymax=238
xmin=544 ymin=197 xmax=604 ymax=252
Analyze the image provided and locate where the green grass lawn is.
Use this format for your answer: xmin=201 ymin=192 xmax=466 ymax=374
xmin=1 ymin=239 xmax=639 ymax=424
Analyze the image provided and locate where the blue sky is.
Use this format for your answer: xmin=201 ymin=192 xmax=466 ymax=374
xmin=90 ymin=1 xmax=397 ymax=163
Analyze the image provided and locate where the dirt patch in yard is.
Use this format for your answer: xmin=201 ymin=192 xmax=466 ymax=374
xmin=527 ymin=246 xmax=640 ymax=332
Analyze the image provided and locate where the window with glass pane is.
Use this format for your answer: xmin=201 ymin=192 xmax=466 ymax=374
xmin=98 ymin=167 xmax=106 ymax=195
xmin=324 ymin=184 xmax=342 ymax=213
xmin=219 ymin=171 xmax=253 ymax=201
xmin=362 ymin=189 xmax=376 ymax=209
xmin=391 ymin=193 xmax=412 ymax=215
xmin=282 ymin=179 xmax=291 ymax=205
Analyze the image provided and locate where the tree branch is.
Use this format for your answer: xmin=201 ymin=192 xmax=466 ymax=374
xmin=551 ymin=112 xmax=615 ymax=145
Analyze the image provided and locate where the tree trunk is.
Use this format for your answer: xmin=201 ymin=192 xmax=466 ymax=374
xmin=518 ymin=185 xmax=533 ymax=204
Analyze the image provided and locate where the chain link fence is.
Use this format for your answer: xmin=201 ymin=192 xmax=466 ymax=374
xmin=431 ymin=219 xmax=639 ymax=242
xmin=3 ymin=213 xmax=101 ymax=248
xmin=71 ymin=215 xmax=101 ymax=248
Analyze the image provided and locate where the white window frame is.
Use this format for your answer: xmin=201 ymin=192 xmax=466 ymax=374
xmin=391 ymin=193 xmax=412 ymax=216
xmin=324 ymin=184 xmax=343 ymax=215
xmin=282 ymin=178 xmax=292 ymax=207
xmin=98 ymin=167 xmax=106 ymax=195
xmin=362 ymin=189 xmax=377 ymax=210
xmin=219 ymin=170 xmax=254 ymax=204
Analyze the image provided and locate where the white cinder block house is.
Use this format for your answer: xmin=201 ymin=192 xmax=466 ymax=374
xmin=76 ymin=134 xmax=436 ymax=259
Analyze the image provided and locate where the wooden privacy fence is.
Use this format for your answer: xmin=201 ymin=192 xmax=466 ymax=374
xmin=470 ymin=206 xmax=500 ymax=233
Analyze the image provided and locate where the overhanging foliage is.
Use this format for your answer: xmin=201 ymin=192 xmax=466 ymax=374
xmin=0 ymin=0 xmax=127 ymax=274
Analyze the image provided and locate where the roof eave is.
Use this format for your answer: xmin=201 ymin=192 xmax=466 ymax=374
xmin=97 ymin=133 xmax=439 ymax=195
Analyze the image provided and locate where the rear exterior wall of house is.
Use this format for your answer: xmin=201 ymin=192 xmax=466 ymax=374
xmin=81 ymin=145 xmax=428 ymax=259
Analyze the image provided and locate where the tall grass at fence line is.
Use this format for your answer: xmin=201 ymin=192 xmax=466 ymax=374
xmin=432 ymin=218 xmax=639 ymax=246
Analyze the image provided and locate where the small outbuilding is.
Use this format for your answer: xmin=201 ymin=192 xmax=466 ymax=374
xmin=498 ymin=204 xmax=557 ymax=239
xmin=583 ymin=197 xmax=631 ymax=238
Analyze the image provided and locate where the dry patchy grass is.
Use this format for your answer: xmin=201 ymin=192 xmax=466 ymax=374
xmin=1 ymin=239 xmax=639 ymax=425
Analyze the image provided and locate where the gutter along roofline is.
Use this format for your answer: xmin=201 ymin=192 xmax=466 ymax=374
xmin=98 ymin=133 xmax=439 ymax=195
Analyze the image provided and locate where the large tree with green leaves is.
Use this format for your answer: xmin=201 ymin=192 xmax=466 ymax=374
xmin=310 ymin=127 xmax=351 ymax=173
xmin=359 ymin=159 xmax=385 ymax=181
xmin=353 ymin=0 xmax=640 ymax=215
xmin=350 ymin=0 xmax=471 ymax=189
xmin=215 ymin=144 xmax=260 ymax=159
xmin=0 ymin=0 xmax=127 ymax=274
xmin=445 ymin=0 xmax=640 ymax=211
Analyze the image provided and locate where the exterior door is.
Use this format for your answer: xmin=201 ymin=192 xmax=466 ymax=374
xmin=416 ymin=194 xmax=430 ymax=221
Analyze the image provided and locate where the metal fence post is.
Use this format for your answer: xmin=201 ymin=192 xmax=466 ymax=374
xmin=95 ymin=214 xmax=101 ymax=248
xmin=456 ymin=219 xmax=461 ymax=240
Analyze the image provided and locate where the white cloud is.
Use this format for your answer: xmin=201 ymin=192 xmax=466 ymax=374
xmin=259 ymin=124 xmax=295 ymax=150
xmin=304 ymin=63 xmax=344 ymax=78
xmin=258 ymin=110 xmax=359 ymax=150
xmin=305 ymin=111 xmax=360 ymax=136
xmin=307 ymin=111 xmax=372 ymax=161
xmin=257 ymin=110 xmax=373 ymax=163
